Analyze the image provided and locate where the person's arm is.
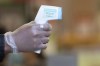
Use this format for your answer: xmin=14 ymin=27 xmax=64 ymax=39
xmin=0 ymin=34 xmax=12 ymax=62
xmin=0 ymin=34 xmax=5 ymax=62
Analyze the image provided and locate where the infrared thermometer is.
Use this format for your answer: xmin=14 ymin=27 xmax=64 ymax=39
xmin=34 ymin=5 xmax=62 ymax=53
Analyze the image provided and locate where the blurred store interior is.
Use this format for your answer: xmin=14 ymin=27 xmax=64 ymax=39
xmin=0 ymin=0 xmax=100 ymax=66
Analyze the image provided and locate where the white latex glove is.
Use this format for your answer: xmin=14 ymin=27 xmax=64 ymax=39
xmin=5 ymin=21 xmax=51 ymax=53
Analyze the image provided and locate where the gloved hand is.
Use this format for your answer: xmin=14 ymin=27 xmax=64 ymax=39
xmin=5 ymin=21 xmax=51 ymax=52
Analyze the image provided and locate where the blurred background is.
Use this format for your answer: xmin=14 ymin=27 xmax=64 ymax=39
xmin=0 ymin=0 xmax=100 ymax=66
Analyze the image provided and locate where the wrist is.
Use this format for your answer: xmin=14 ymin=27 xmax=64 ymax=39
xmin=4 ymin=32 xmax=18 ymax=53
xmin=4 ymin=41 xmax=11 ymax=53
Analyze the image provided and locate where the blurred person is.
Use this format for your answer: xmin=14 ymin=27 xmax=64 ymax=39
xmin=0 ymin=21 xmax=51 ymax=62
